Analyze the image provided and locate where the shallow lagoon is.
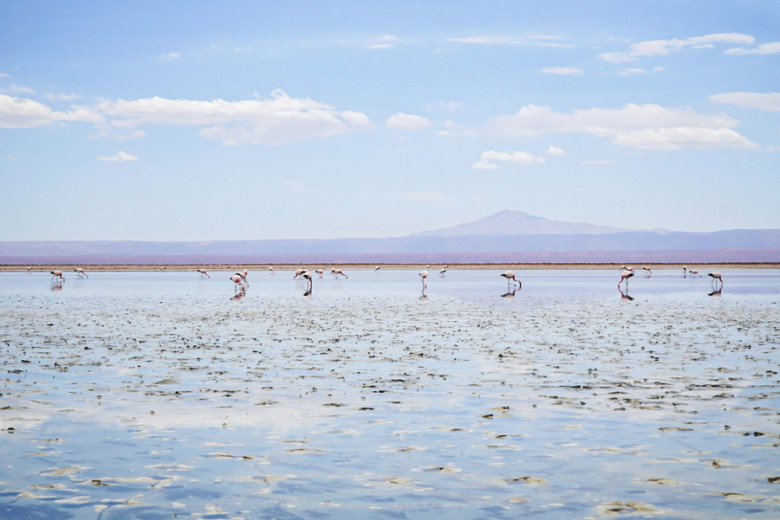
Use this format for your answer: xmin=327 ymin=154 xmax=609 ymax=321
xmin=1 ymin=269 xmax=779 ymax=519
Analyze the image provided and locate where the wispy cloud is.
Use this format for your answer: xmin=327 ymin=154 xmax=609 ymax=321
xmin=96 ymin=151 xmax=138 ymax=162
xmin=160 ymin=51 xmax=181 ymax=60
xmin=484 ymin=103 xmax=756 ymax=150
xmin=0 ymin=83 xmax=35 ymax=94
xmin=45 ymin=92 xmax=77 ymax=101
xmin=426 ymin=101 xmax=464 ymax=111
xmin=710 ymin=92 xmax=780 ymax=112
xmin=472 ymin=150 xmax=545 ymax=170
xmin=366 ymin=35 xmax=402 ymax=50
xmin=542 ymin=67 xmax=583 ymax=76
xmin=447 ymin=35 xmax=573 ymax=48
xmin=725 ymin=42 xmax=780 ymax=56
xmin=385 ymin=112 xmax=432 ymax=131
xmin=546 ymin=146 xmax=565 ymax=155
xmin=598 ymin=32 xmax=755 ymax=62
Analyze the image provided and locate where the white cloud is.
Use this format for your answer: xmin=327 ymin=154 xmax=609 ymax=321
xmin=546 ymin=146 xmax=564 ymax=155
xmin=1 ymin=83 xmax=35 ymax=94
xmin=397 ymin=191 xmax=450 ymax=202
xmin=710 ymin=92 xmax=780 ymax=112
xmin=426 ymin=101 xmax=464 ymax=111
xmin=619 ymin=67 xmax=647 ymax=75
xmin=447 ymin=35 xmax=573 ymax=48
xmin=725 ymin=41 xmax=780 ymax=55
xmin=160 ymin=52 xmax=180 ymax=60
xmin=385 ymin=112 xmax=432 ymax=131
xmin=598 ymin=32 xmax=755 ymax=62
xmin=45 ymin=92 xmax=77 ymax=101
xmin=613 ymin=127 xmax=755 ymax=150
xmin=472 ymin=150 xmax=545 ymax=170
xmin=484 ymin=103 xmax=756 ymax=150
xmin=542 ymin=66 xmax=583 ymax=75
xmin=367 ymin=35 xmax=401 ymax=50
xmin=0 ymin=94 xmax=103 ymax=128
xmin=99 ymin=90 xmax=373 ymax=144
xmin=96 ymin=151 xmax=138 ymax=162
xmin=283 ymin=180 xmax=303 ymax=191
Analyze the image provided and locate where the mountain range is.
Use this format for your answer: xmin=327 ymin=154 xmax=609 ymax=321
xmin=1 ymin=211 xmax=778 ymax=264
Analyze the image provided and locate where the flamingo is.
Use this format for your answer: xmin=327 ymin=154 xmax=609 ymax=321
xmin=230 ymin=273 xmax=244 ymax=292
xmin=439 ymin=267 xmax=447 ymax=277
xmin=500 ymin=270 xmax=521 ymax=287
xmin=331 ymin=268 xmax=348 ymax=279
xmin=293 ymin=268 xmax=307 ymax=279
xmin=74 ymin=267 xmax=88 ymax=278
xmin=419 ymin=269 xmax=429 ymax=288
xmin=642 ymin=266 xmax=652 ymax=277
xmin=50 ymin=270 xmax=65 ymax=282
xmin=683 ymin=266 xmax=687 ymax=278
xmin=316 ymin=268 xmax=324 ymax=278
xmin=688 ymin=268 xmax=700 ymax=278
xmin=197 ymin=268 xmax=210 ymax=279
xmin=375 ymin=266 xmax=381 ymax=272
xmin=301 ymin=269 xmax=313 ymax=294
xmin=708 ymin=271 xmax=723 ymax=288
xmin=235 ymin=269 xmax=249 ymax=287
xmin=618 ymin=267 xmax=634 ymax=288
xmin=269 ymin=265 xmax=274 ymax=275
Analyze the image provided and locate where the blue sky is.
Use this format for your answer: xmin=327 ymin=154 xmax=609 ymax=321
xmin=1 ymin=0 xmax=778 ymax=241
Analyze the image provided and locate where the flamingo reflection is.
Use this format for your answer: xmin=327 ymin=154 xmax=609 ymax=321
xmin=618 ymin=286 xmax=634 ymax=301
xmin=501 ymin=287 xmax=519 ymax=301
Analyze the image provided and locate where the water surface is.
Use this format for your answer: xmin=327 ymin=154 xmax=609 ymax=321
xmin=1 ymin=269 xmax=778 ymax=519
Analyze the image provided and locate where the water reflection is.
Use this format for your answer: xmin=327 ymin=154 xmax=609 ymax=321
xmin=618 ymin=286 xmax=634 ymax=302
xmin=501 ymin=287 xmax=519 ymax=301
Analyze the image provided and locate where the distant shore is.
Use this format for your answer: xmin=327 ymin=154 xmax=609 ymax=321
xmin=2 ymin=262 xmax=779 ymax=272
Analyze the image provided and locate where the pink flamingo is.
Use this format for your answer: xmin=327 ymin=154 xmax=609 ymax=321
xmin=293 ymin=268 xmax=307 ymax=279
xmin=230 ymin=273 xmax=244 ymax=292
xmin=74 ymin=267 xmax=88 ymax=278
xmin=235 ymin=269 xmax=249 ymax=287
xmin=500 ymin=270 xmax=521 ymax=287
xmin=50 ymin=270 xmax=65 ymax=282
xmin=331 ymin=268 xmax=348 ymax=279
xmin=197 ymin=268 xmax=210 ymax=279
xmin=419 ymin=269 xmax=428 ymax=288
xmin=618 ymin=267 xmax=634 ymax=288
xmin=642 ymin=266 xmax=652 ymax=277
xmin=708 ymin=271 xmax=723 ymax=289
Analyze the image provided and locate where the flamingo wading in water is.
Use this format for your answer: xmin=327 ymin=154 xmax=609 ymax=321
xmin=197 ymin=269 xmax=210 ymax=279
xmin=50 ymin=270 xmax=65 ymax=282
xmin=331 ymin=268 xmax=348 ymax=279
xmin=618 ymin=266 xmax=634 ymax=288
xmin=500 ymin=270 xmax=521 ymax=287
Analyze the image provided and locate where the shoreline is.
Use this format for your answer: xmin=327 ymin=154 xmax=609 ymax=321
xmin=2 ymin=262 xmax=779 ymax=272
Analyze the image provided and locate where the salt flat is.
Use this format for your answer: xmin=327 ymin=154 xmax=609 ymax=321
xmin=1 ymin=269 xmax=778 ymax=519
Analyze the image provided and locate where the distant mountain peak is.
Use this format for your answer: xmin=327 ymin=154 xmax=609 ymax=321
xmin=410 ymin=210 xmax=632 ymax=237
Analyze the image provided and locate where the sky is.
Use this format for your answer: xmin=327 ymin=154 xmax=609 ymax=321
xmin=1 ymin=0 xmax=779 ymax=241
